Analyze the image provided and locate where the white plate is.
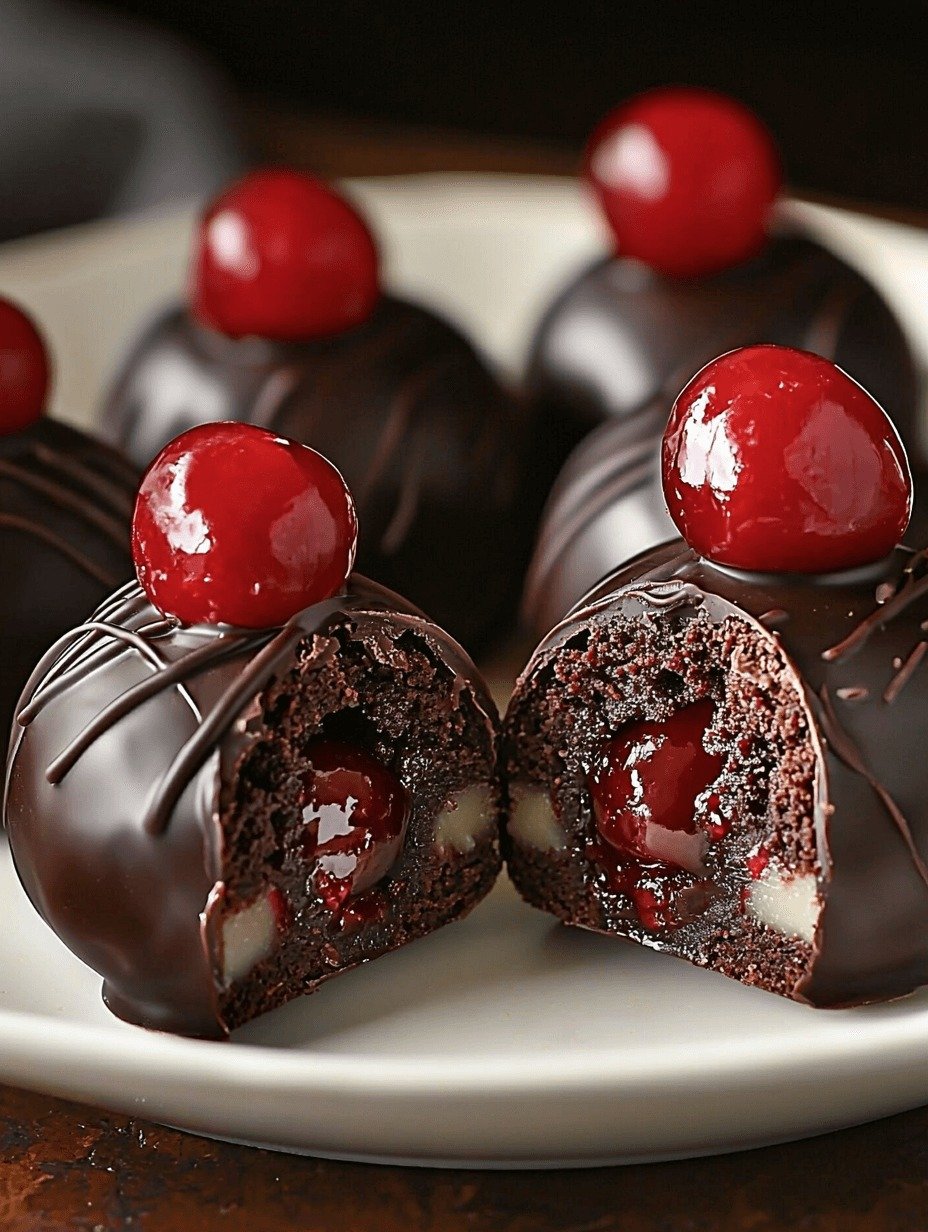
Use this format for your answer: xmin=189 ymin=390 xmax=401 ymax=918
xmin=0 ymin=176 xmax=927 ymax=1167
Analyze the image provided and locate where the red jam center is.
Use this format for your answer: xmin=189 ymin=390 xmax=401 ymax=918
xmin=589 ymin=700 xmax=722 ymax=872
xmin=299 ymin=740 xmax=410 ymax=911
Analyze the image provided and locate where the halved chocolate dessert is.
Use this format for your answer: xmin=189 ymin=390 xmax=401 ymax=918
xmin=0 ymin=297 xmax=136 ymax=756
xmin=5 ymin=423 xmax=501 ymax=1038
xmin=506 ymin=346 xmax=928 ymax=1005
xmin=102 ymin=169 xmax=534 ymax=649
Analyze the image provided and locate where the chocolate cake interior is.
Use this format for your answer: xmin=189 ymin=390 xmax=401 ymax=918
xmin=214 ymin=621 xmax=501 ymax=1030
xmin=505 ymin=605 xmax=823 ymax=998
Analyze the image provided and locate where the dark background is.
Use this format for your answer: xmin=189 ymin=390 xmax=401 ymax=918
xmin=95 ymin=0 xmax=928 ymax=210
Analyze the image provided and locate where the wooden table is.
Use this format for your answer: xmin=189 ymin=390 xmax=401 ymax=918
xmin=3 ymin=1086 xmax=927 ymax=1230
xmin=3 ymin=112 xmax=927 ymax=1231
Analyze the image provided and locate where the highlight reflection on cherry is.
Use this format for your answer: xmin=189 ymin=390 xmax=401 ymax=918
xmin=191 ymin=168 xmax=380 ymax=341
xmin=585 ymin=88 xmax=781 ymax=278
xmin=300 ymin=740 xmax=410 ymax=910
xmin=589 ymin=700 xmax=722 ymax=873
xmin=132 ymin=422 xmax=358 ymax=628
xmin=661 ymin=345 xmax=912 ymax=573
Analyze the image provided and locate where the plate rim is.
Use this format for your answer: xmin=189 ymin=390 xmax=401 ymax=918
xmin=1 ymin=174 xmax=927 ymax=1163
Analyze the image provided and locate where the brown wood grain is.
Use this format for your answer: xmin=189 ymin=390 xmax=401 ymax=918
xmin=1 ymin=1084 xmax=927 ymax=1231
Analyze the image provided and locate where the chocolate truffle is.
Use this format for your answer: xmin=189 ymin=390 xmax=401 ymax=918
xmin=5 ymin=424 xmax=501 ymax=1039
xmin=523 ymin=91 xmax=920 ymax=629
xmin=524 ymin=357 xmax=928 ymax=639
xmin=528 ymin=235 xmax=920 ymax=466
xmin=506 ymin=541 xmax=928 ymax=1005
xmin=102 ymin=170 xmax=534 ymax=649
xmin=0 ymin=299 xmax=136 ymax=755
xmin=505 ymin=347 xmax=927 ymax=1006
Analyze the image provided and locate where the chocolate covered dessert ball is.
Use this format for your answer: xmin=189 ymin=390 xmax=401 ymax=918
xmin=506 ymin=347 xmax=928 ymax=1006
xmin=524 ymin=337 xmax=927 ymax=636
xmin=0 ymin=297 xmax=136 ymax=756
xmin=103 ymin=169 xmax=535 ymax=649
xmin=524 ymin=88 xmax=920 ymax=583
xmin=6 ymin=423 xmax=502 ymax=1038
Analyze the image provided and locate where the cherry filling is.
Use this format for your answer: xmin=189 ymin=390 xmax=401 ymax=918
xmin=588 ymin=701 xmax=724 ymax=930
xmin=299 ymin=739 xmax=410 ymax=915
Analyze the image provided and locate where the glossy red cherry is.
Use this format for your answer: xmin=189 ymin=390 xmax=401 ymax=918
xmin=133 ymin=422 xmax=358 ymax=627
xmin=300 ymin=740 xmax=410 ymax=909
xmin=0 ymin=297 xmax=49 ymax=434
xmin=662 ymin=345 xmax=912 ymax=573
xmin=585 ymin=88 xmax=781 ymax=277
xmin=191 ymin=168 xmax=380 ymax=341
xmin=589 ymin=701 xmax=722 ymax=873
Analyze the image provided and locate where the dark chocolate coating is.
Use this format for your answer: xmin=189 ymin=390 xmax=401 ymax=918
xmin=515 ymin=539 xmax=928 ymax=1006
xmin=528 ymin=234 xmax=920 ymax=457
xmin=5 ymin=576 xmax=499 ymax=1038
xmin=0 ymin=417 xmax=136 ymax=758
xmin=523 ymin=235 xmax=924 ymax=636
xmin=102 ymin=296 xmax=537 ymax=650
xmin=523 ymin=406 xmax=928 ymax=638
xmin=522 ymin=401 xmax=669 ymax=636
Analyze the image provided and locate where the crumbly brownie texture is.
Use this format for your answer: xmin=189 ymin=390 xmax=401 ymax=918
xmin=506 ymin=600 xmax=816 ymax=997
xmin=505 ymin=541 xmax=928 ymax=1006
xmin=6 ymin=578 xmax=501 ymax=1038
xmin=218 ymin=622 xmax=501 ymax=1030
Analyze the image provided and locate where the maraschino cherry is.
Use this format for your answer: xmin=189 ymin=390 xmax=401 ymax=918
xmin=661 ymin=345 xmax=912 ymax=574
xmin=300 ymin=739 xmax=410 ymax=909
xmin=191 ymin=168 xmax=380 ymax=341
xmin=585 ymin=87 xmax=781 ymax=278
xmin=133 ymin=422 xmax=358 ymax=627
xmin=0 ymin=297 xmax=50 ymax=434
xmin=589 ymin=701 xmax=722 ymax=872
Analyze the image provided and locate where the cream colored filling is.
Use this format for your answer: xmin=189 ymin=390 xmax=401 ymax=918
xmin=508 ymin=786 xmax=568 ymax=851
xmin=221 ymin=893 xmax=276 ymax=986
xmin=747 ymin=864 xmax=819 ymax=943
xmin=434 ymin=784 xmax=495 ymax=853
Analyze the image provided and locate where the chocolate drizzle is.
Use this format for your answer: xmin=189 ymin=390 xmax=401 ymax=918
xmin=0 ymin=417 xmax=136 ymax=761
xmin=0 ymin=516 xmax=120 ymax=587
xmin=0 ymin=432 xmax=133 ymax=586
xmin=823 ymin=549 xmax=928 ymax=662
xmin=883 ymin=641 xmax=927 ymax=703
xmin=817 ymin=683 xmax=928 ymax=890
xmin=5 ymin=572 xmax=500 ymax=1037
xmin=0 ymin=453 xmax=128 ymax=546
xmin=141 ymin=623 xmax=305 ymax=835
xmin=12 ymin=585 xmax=367 ymax=835
xmin=520 ymin=539 xmax=928 ymax=1006
xmin=42 ymin=631 xmax=247 ymax=790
